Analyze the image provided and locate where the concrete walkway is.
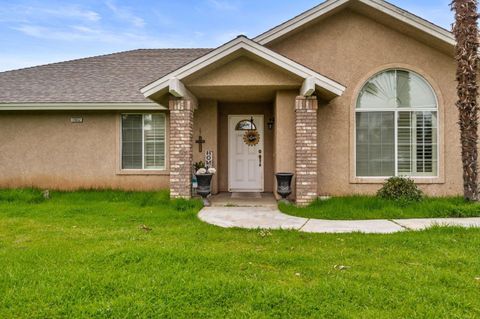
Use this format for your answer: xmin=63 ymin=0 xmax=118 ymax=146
xmin=198 ymin=206 xmax=480 ymax=234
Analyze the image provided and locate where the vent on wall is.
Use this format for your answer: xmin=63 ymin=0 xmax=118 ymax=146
xmin=70 ymin=117 xmax=83 ymax=124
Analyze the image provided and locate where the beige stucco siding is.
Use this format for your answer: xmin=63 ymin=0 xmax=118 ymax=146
xmin=273 ymin=90 xmax=297 ymax=199
xmin=186 ymin=56 xmax=301 ymax=87
xmin=193 ymin=100 xmax=219 ymax=194
xmin=268 ymin=9 xmax=461 ymax=196
xmin=0 ymin=111 xmax=169 ymax=190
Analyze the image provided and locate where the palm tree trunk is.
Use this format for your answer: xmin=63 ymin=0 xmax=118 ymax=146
xmin=452 ymin=0 xmax=480 ymax=201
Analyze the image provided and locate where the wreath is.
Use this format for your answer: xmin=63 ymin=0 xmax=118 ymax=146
xmin=243 ymin=130 xmax=260 ymax=146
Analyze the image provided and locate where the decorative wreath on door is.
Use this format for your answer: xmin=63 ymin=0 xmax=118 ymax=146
xmin=243 ymin=130 xmax=260 ymax=146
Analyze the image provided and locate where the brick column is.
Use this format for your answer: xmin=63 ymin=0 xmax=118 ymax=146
xmin=169 ymin=98 xmax=194 ymax=199
xmin=295 ymin=96 xmax=318 ymax=206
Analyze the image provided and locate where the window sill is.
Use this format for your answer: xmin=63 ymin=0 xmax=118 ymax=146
xmin=350 ymin=177 xmax=445 ymax=185
xmin=116 ymin=170 xmax=170 ymax=176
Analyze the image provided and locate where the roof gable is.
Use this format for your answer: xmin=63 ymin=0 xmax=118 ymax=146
xmin=185 ymin=56 xmax=301 ymax=87
xmin=254 ymin=0 xmax=455 ymax=51
xmin=140 ymin=36 xmax=346 ymax=100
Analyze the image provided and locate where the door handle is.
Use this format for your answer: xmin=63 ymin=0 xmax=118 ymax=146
xmin=259 ymin=154 xmax=262 ymax=167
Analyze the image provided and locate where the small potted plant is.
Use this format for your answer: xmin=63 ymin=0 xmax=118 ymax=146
xmin=195 ymin=165 xmax=216 ymax=206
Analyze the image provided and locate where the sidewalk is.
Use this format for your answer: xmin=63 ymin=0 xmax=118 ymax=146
xmin=198 ymin=206 xmax=480 ymax=234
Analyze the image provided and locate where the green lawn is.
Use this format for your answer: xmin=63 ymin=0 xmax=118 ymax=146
xmin=1 ymin=189 xmax=480 ymax=318
xmin=279 ymin=196 xmax=480 ymax=220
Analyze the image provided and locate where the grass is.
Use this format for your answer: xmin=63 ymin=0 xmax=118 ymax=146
xmin=0 ymin=189 xmax=480 ymax=318
xmin=279 ymin=196 xmax=480 ymax=220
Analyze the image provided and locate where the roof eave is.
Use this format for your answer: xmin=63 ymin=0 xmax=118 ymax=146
xmin=0 ymin=102 xmax=167 ymax=111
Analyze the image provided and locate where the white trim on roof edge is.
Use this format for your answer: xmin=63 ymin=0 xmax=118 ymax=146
xmin=253 ymin=0 xmax=455 ymax=46
xmin=0 ymin=102 xmax=167 ymax=111
xmin=141 ymin=36 xmax=346 ymax=98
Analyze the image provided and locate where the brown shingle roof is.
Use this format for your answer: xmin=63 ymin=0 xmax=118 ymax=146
xmin=0 ymin=48 xmax=212 ymax=104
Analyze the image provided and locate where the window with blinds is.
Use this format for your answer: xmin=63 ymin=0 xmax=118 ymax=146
xmin=397 ymin=111 xmax=438 ymax=176
xmin=121 ymin=114 xmax=166 ymax=170
xmin=356 ymin=112 xmax=395 ymax=177
xmin=356 ymin=70 xmax=438 ymax=178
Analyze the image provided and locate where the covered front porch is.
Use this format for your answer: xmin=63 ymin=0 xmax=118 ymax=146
xmin=141 ymin=36 xmax=345 ymax=205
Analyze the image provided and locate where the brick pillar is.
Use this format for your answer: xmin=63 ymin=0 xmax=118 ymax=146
xmin=169 ymin=98 xmax=194 ymax=199
xmin=295 ymin=96 xmax=318 ymax=206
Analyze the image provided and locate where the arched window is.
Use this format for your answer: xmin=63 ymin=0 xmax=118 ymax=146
xmin=235 ymin=119 xmax=256 ymax=131
xmin=356 ymin=69 xmax=438 ymax=177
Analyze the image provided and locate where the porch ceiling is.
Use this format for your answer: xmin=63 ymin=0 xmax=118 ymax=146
xmin=189 ymin=85 xmax=296 ymax=103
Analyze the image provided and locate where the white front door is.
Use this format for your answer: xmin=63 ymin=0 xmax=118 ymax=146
xmin=228 ymin=115 xmax=264 ymax=192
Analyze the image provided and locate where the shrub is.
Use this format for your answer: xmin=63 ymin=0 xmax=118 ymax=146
xmin=377 ymin=177 xmax=423 ymax=202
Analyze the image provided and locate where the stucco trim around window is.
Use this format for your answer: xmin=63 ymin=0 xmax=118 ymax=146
xmin=349 ymin=64 xmax=446 ymax=185
xmin=115 ymin=112 xmax=170 ymax=176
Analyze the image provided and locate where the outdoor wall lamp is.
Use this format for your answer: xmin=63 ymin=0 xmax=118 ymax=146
xmin=267 ymin=117 xmax=275 ymax=130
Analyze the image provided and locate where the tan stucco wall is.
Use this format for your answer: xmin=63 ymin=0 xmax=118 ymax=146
xmin=193 ymin=100 xmax=219 ymax=194
xmin=217 ymin=102 xmax=274 ymax=192
xmin=185 ymin=55 xmax=302 ymax=102
xmin=186 ymin=56 xmax=301 ymax=87
xmin=268 ymin=9 xmax=461 ymax=196
xmin=273 ymin=90 xmax=297 ymax=199
xmin=0 ymin=111 xmax=170 ymax=190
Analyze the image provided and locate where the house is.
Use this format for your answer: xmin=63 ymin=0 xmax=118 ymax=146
xmin=0 ymin=0 xmax=461 ymax=205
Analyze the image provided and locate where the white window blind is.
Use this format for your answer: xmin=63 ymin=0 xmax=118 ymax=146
xmin=121 ymin=114 xmax=166 ymax=170
xmin=122 ymin=114 xmax=143 ymax=169
xmin=397 ymin=111 xmax=438 ymax=176
xmin=356 ymin=112 xmax=395 ymax=177
xmin=143 ymin=114 xmax=166 ymax=169
xmin=356 ymin=70 xmax=438 ymax=178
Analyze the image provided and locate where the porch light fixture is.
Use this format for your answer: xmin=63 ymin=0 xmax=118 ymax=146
xmin=267 ymin=117 xmax=275 ymax=130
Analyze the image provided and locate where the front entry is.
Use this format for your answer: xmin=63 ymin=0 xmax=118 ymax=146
xmin=228 ymin=115 xmax=264 ymax=192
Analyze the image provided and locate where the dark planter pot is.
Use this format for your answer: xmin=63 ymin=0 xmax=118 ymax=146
xmin=195 ymin=173 xmax=213 ymax=206
xmin=275 ymin=173 xmax=294 ymax=202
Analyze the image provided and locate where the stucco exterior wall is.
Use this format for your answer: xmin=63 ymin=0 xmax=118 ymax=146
xmin=218 ymin=102 xmax=274 ymax=192
xmin=193 ymin=100 xmax=219 ymax=194
xmin=273 ymin=90 xmax=297 ymax=199
xmin=268 ymin=9 xmax=461 ymax=196
xmin=186 ymin=56 xmax=301 ymax=87
xmin=0 ymin=111 xmax=170 ymax=190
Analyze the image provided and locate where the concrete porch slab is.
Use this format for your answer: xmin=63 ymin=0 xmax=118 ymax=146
xmin=209 ymin=193 xmax=277 ymax=208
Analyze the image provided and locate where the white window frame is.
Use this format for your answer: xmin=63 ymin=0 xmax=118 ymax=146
xmin=354 ymin=69 xmax=440 ymax=179
xmin=120 ymin=113 xmax=167 ymax=171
